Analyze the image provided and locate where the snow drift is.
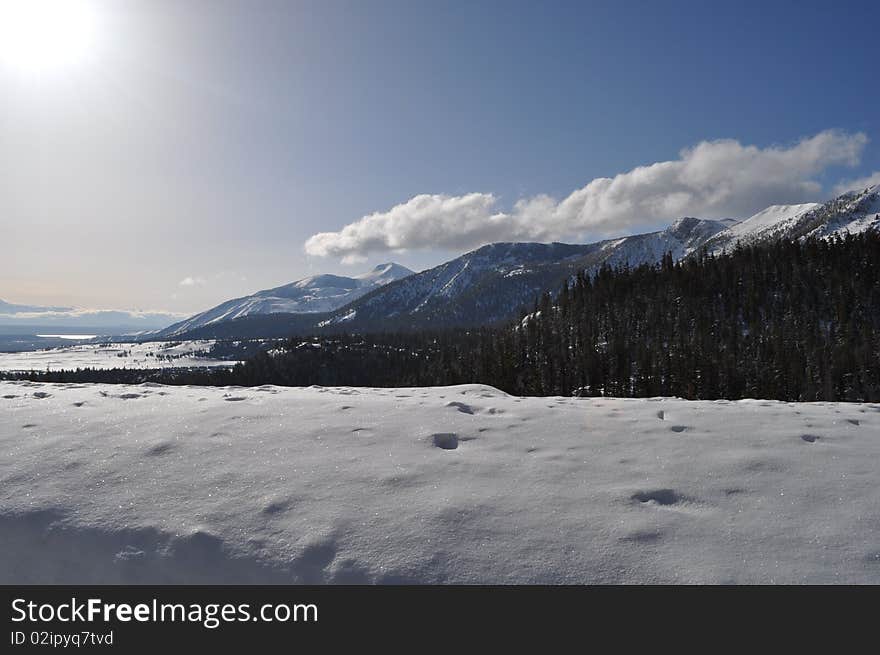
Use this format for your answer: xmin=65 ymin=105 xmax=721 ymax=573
xmin=1 ymin=381 xmax=879 ymax=584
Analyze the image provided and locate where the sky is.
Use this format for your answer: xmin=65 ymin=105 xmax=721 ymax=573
xmin=2 ymin=0 xmax=879 ymax=318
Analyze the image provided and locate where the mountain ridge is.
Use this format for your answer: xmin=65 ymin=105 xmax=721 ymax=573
xmin=164 ymin=184 xmax=880 ymax=339
xmin=156 ymin=262 xmax=413 ymax=337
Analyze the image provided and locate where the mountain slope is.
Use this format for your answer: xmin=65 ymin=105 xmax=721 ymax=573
xmin=705 ymin=184 xmax=880 ymax=253
xmin=711 ymin=203 xmax=821 ymax=248
xmin=157 ymin=263 xmax=412 ymax=337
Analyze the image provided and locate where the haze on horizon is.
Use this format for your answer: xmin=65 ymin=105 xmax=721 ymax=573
xmin=2 ymin=0 xmax=879 ymax=318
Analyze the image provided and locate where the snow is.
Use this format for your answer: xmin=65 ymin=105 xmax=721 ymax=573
xmin=317 ymin=309 xmax=357 ymax=327
xmin=2 ymin=380 xmax=878 ymax=584
xmin=0 ymin=340 xmax=239 ymax=372
xmin=599 ymin=218 xmax=728 ymax=270
xmin=354 ymin=263 xmax=415 ymax=287
xmin=158 ymin=264 xmax=413 ymax=337
xmin=727 ymin=203 xmax=821 ymax=240
xmin=706 ymin=189 xmax=879 ymax=254
xmin=805 ymin=185 xmax=880 ymax=240
xmin=703 ymin=203 xmax=821 ymax=254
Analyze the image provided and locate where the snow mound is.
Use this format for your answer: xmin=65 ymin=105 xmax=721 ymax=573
xmin=2 ymin=381 xmax=879 ymax=584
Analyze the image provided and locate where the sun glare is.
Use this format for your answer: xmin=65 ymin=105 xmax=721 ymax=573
xmin=0 ymin=0 xmax=99 ymax=74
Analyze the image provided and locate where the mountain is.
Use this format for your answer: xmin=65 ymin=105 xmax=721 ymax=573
xmin=707 ymin=203 xmax=821 ymax=250
xmin=0 ymin=300 xmax=72 ymax=315
xmin=705 ymin=184 xmax=880 ymax=253
xmin=164 ymin=185 xmax=880 ymax=340
xmin=0 ymin=299 xmax=182 ymax=332
xmin=593 ymin=216 xmax=728 ymax=270
xmin=313 ymin=217 xmax=730 ymax=332
xmin=157 ymin=263 xmax=413 ymax=337
xmin=167 ymin=219 xmax=729 ymax=338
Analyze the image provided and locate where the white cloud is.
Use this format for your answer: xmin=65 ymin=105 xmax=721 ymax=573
xmin=305 ymin=193 xmax=506 ymax=258
xmin=305 ymin=129 xmax=868 ymax=259
xmin=834 ymin=171 xmax=880 ymax=195
xmin=178 ymin=276 xmax=206 ymax=287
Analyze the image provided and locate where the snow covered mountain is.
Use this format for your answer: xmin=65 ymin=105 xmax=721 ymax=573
xmin=705 ymin=184 xmax=880 ymax=253
xmin=596 ymin=216 xmax=728 ymax=269
xmin=171 ymin=218 xmax=731 ymax=337
xmin=167 ymin=185 xmax=880 ymax=339
xmin=157 ymin=263 xmax=413 ymax=337
xmin=316 ymin=216 xmax=731 ymax=331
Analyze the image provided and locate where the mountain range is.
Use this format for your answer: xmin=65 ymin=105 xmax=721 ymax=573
xmin=157 ymin=263 xmax=413 ymax=337
xmin=158 ymin=184 xmax=880 ymax=340
xmin=0 ymin=299 xmax=182 ymax=332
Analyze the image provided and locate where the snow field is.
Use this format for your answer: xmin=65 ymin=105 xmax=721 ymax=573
xmin=0 ymin=341 xmax=238 ymax=372
xmin=1 ymin=381 xmax=879 ymax=584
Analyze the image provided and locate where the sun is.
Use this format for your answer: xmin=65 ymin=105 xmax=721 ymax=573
xmin=0 ymin=0 xmax=99 ymax=74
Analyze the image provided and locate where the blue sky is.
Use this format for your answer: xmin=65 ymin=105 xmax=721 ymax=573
xmin=2 ymin=0 xmax=879 ymax=313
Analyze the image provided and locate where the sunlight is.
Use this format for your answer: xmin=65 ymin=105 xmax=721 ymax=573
xmin=0 ymin=0 xmax=99 ymax=74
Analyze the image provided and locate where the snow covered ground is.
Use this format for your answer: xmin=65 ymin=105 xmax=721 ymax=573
xmin=1 ymin=381 xmax=878 ymax=584
xmin=0 ymin=340 xmax=239 ymax=372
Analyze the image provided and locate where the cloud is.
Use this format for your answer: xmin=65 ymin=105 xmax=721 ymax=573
xmin=305 ymin=129 xmax=868 ymax=259
xmin=305 ymin=193 xmax=506 ymax=259
xmin=833 ymin=171 xmax=880 ymax=195
xmin=178 ymin=276 xmax=206 ymax=287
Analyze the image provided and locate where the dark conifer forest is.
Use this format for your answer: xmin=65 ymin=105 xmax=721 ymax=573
xmin=6 ymin=232 xmax=879 ymax=402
